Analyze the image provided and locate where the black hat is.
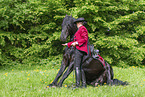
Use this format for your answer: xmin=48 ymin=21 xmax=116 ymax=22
xmin=74 ymin=17 xmax=86 ymax=24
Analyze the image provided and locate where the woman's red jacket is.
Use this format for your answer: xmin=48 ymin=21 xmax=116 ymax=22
xmin=67 ymin=26 xmax=88 ymax=54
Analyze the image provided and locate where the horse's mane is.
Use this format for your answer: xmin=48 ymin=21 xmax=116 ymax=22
xmin=61 ymin=15 xmax=77 ymax=41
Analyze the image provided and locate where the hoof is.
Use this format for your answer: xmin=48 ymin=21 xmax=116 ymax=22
xmin=72 ymin=86 xmax=81 ymax=89
xmin=46 ymin=85 xmax=57 ymax=89
xmin=46 ymin=83 xmax=57 ymax=88
xmin=95 ymin=83 xmax=99 ymax=86
xmin=81 ymin=85 xmax=87 ymax=88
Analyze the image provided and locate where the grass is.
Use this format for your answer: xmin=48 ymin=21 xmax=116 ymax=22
xmin=0 ymin=64 xmax=145 ymax=97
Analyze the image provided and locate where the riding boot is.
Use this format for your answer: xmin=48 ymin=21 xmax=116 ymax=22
xmin=81 ymin=69 xmax=87 ymax=88
xmin=75 ymin=67 xmax=81 ymax=88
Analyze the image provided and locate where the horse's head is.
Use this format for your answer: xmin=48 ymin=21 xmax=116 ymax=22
xmin=60 ymin=15 xmax=77 ymax=41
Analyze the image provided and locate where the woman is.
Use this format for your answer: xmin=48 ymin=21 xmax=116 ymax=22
xmin=62 ymin=17 xmax=88 ymax=88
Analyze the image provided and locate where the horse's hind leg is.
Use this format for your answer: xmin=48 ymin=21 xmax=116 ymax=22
xmin=47 ymin=61 xmax=67 ymax=87
xmin=57 ymin=62 xmax=74 ymax=87
xmin=90 ymin=74 xmax=102 ymax=86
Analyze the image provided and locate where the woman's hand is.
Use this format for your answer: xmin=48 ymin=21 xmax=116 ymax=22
xmin=62 ymin=43 xmax=68 ymax=46
xmin=71 ymin=42 xmax=78 ymax=47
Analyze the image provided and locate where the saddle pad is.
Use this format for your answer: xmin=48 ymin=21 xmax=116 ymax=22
xmin=98 ymin=55 xmax=105 ymax=67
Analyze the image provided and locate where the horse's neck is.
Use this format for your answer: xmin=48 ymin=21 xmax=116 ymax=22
xmin=69 ymin=34 xmax=74 ymax=41
xmin=68 ymin=17 xmax=77 ymax=41
xmin=69 ymin=27 xmax=76 ymax=41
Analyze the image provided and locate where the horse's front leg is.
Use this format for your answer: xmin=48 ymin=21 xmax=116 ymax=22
xmin=57 ymin=62 xmax=74 ymax=87
xmin=47 ymin=61 xmax=67 ymax=87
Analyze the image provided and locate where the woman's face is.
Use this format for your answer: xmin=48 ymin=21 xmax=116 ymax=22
xmin=76 ymin=22 xmax=83 ymax=28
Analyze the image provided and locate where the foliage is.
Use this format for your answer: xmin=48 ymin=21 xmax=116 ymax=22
xmin=0 ymin=0 xmax=145 ymax=66
xmin=0 ymin=0 xmax=67 ymax=66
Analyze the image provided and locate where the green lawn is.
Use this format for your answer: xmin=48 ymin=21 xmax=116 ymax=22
xmin=0 ymin=64 xmax=145 ymax=97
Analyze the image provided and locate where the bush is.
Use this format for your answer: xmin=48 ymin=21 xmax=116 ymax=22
xmin=0 ymin=0 xmax=145 ymax=66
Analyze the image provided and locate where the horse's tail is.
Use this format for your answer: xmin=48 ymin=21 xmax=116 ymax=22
xmin=111 ymin=79 xmax=129 ymax=86
xmin=105 ymin=62 xmax=129 ymax=86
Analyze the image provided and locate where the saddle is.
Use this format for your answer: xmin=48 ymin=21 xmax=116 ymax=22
xmin=83 ymin=44 xmax=105 ymax=67
xmin=87 ymin=44 xmax=99 ymax=58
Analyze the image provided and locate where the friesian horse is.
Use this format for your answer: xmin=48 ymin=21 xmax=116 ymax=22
xmin=47 ymin=15 xmax=128 ymax=88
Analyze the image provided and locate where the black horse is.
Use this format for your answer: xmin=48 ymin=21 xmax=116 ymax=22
xmin=47 ymin=15 xmax=128 ymax=88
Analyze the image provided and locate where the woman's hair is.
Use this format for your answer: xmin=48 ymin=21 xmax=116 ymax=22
xmin=78 ymin=21 xmax=87 ymax=26
xmin=83 ymin=21 xmax=87 ymax=26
